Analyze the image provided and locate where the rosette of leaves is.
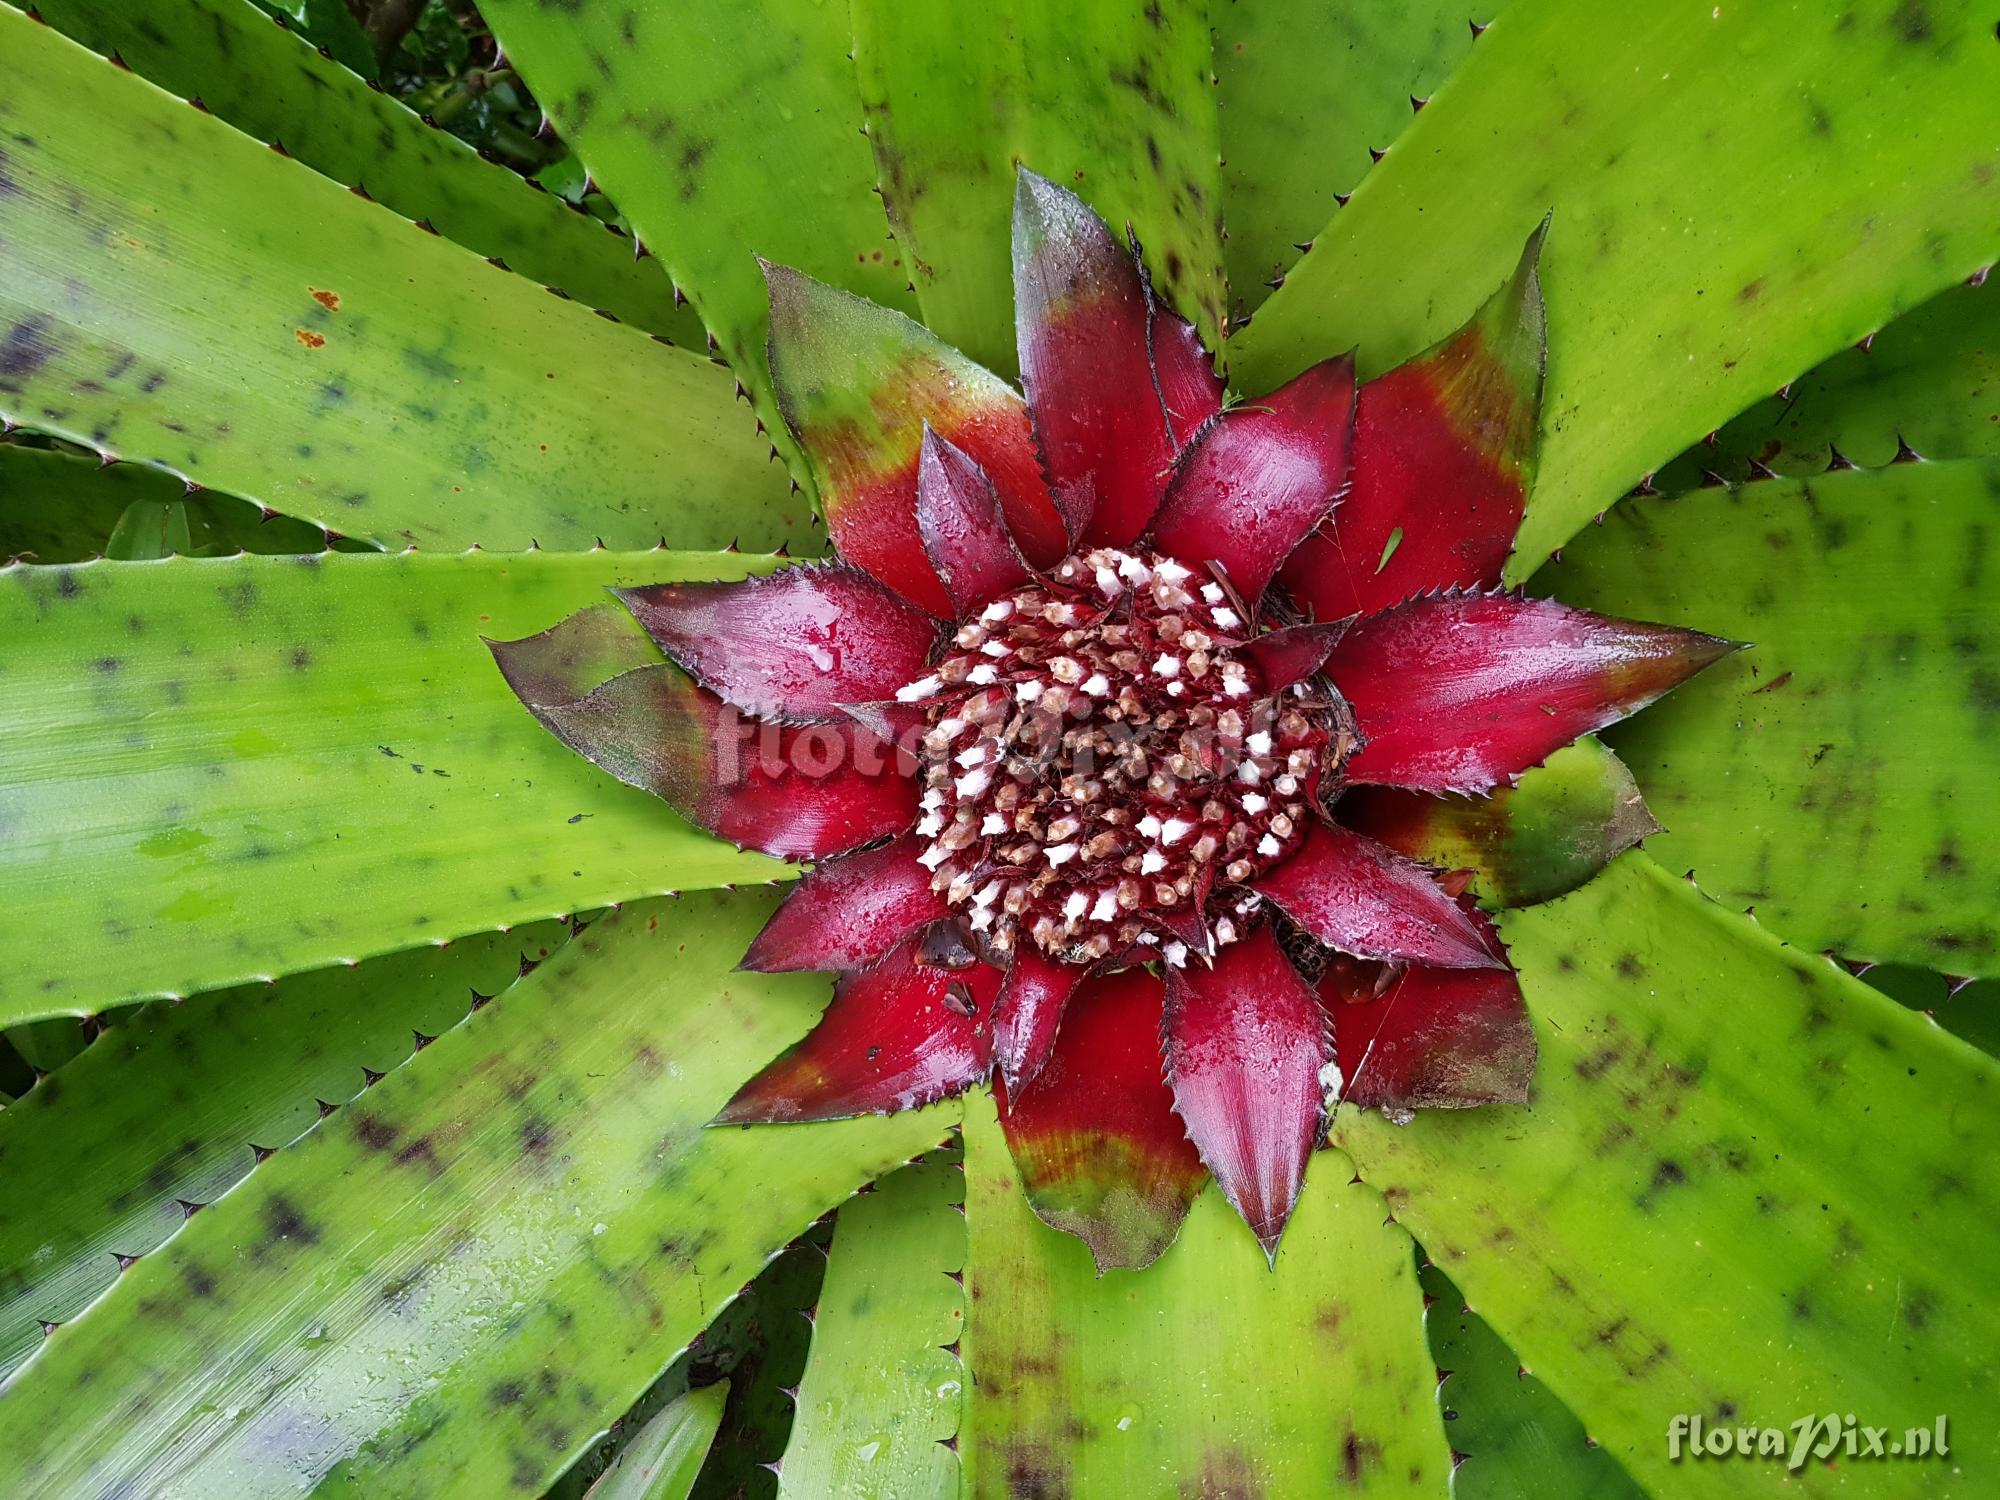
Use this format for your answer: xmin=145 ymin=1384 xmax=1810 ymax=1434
xmin=0 ymin=3 xmax=1995 ymax=1499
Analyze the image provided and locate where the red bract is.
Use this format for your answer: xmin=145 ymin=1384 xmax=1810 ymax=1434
xmin=493 ymin=170 xmax=1736 ymax=1268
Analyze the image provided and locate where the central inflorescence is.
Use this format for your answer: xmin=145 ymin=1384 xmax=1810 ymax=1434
xmin=898 ymin=547 xmax=1336 ymax=966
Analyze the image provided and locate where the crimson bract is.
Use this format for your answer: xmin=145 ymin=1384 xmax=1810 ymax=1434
xmin=494 ymin=170 xmax=1734 ymax=1270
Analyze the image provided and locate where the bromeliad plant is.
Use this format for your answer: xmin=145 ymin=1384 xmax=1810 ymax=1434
xmin=1 ymin=2 xmax=1997 ymax=1499
xmin=493 ymin=173 xmax=1734 ymax=1269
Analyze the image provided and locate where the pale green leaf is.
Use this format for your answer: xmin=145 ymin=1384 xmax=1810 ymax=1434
xmin=30 ymin=0 xmax=706 ymax=344
xmin=0 ymin=549 xmax=785 ymax=1024
xmin=0 ymin=890 xmax=950 ymax=1498
xmin=963 ymin=1087 xmax=1450 ymax=1497
xmin=1229 ymin=0 xmax=2000 ymax=576
xmin=482 ymin=0 xmax=913 ymax=471
xmin=779 ymin=1155 xmax=964 ymax=1499
xmin=1655 ymin=273 xmax=2000 ymax=493
xmin=852 ymin=0 xmax=1225 ymax=373
xmin=1542 ymin=458 xmax=2000 ymax=975
xmin=1215 ymin=0 xmax=1483 ymax=318
xmin=0 ymin=7 xmax=797 ymax=552
xmin=0 ymin=923 xmax=566 ymax=1379
xmin=1336 ymin=855 xmax=2000 ymax=1500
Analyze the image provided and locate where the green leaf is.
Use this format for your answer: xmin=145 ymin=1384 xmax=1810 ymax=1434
xmin=30 ymin=0 xmax=705 ymax=343
xmin=0 ymin=8 xmax=795 ymax=553
xmin=1862 ymin=964 xmax=2000 ymax=1058
xmin=103 ymin=498 xmax=198 ymax=561
xmin=0 ymin=922 xmax=565 ymax=1379
xmin=481 ymin=0 xmax=913 ymax=468
xmin=1 ymin=1016 xmax=91 ymax=1076
xmin=257 ymin=0 xmax=375 ymax=80
xmin=3 ymin=443 xmax=195 ymax=563
xmin=1420 ymin=1261 xmax=1646 ymax=1500
xmin=680 ymin=1233 xmax=824 ymax=1500
xmin=0 ymin=442 xmax=336 ymax=562
xmin=1214 ymin=0 xmax=1482 ymax=319
xmin=1229 ymin=0 xmax=2000 ymax=576
xmin=962 ymin=1087 xmax=1449 ymax=1497
xmin=554 ymin=1228 xmax=831 ymax=1500
xmin=0 ymin=549 xmax=786 ymax=1024
xmin=851 ymin=0 xmax=1225 ymax=374
xmin=1335 ymin=854 xmax=2000 ymax=1500
xmin=1342 ymin=736 xmax=1658 ymax=910
xmin=1655 ymin=273 xmax=2000 ymax=493
xmin=1541 ymin=459 xmax=2000 ymax=975
xmin=585 ymin=1382 xmax=729 ymax=1500
xmin=0 ymin=890 xmax=950 ymax=1498
xmin=779 ymin=1155 xmax=965 ymax=1499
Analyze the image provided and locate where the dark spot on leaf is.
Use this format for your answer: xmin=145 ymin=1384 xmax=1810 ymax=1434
xmin=1902 ymin=1288 xmax=1935 ymax=1330
xmin=263 ymin=1194 xmax=318 ymax=1246
xmin=1341 ymin=1425 xmax=1381 ymax=1484
xmin=0 ymin=315 xmax=58 ymax=393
